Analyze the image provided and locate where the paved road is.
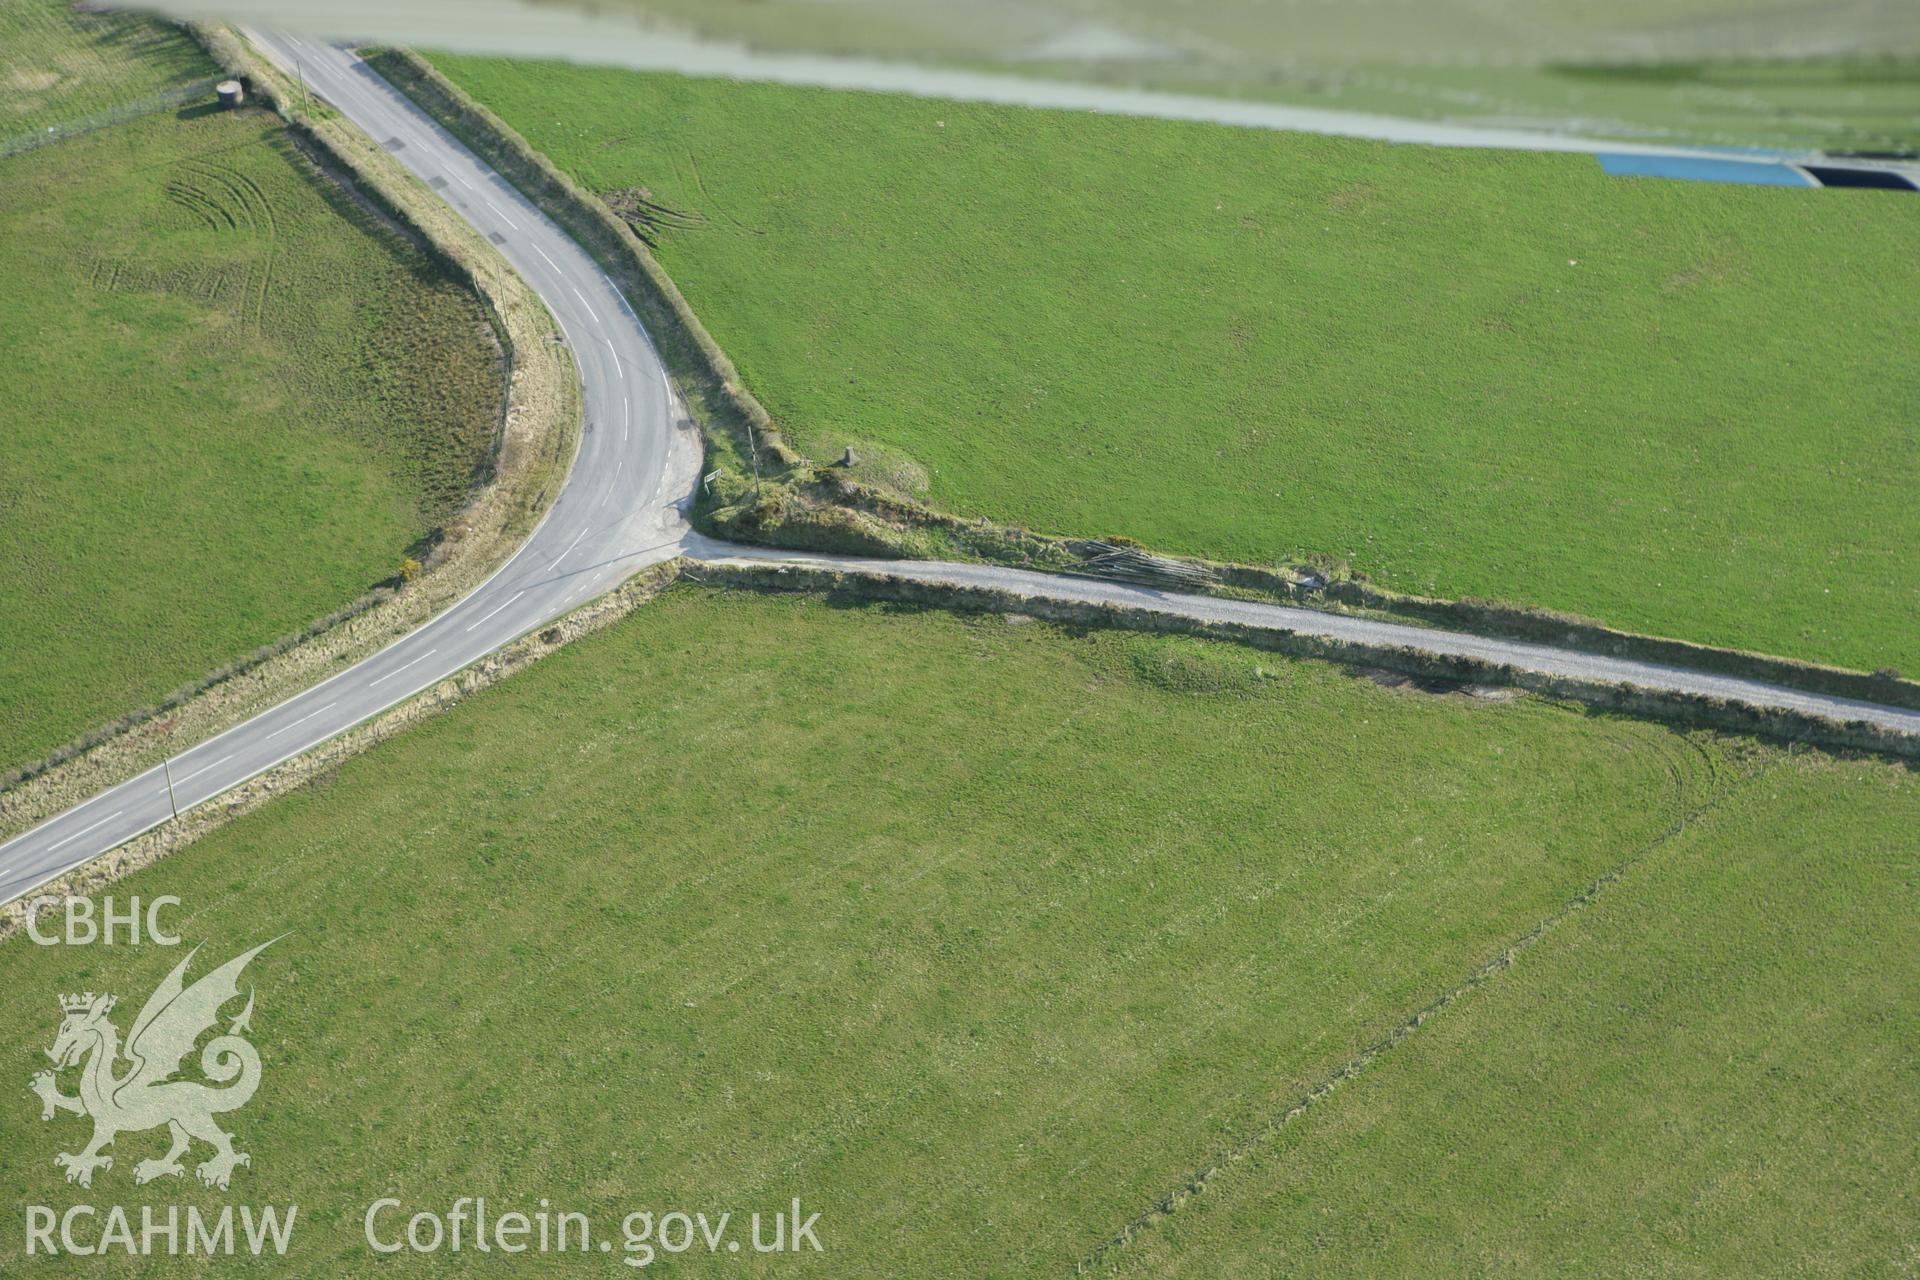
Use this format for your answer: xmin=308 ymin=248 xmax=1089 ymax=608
xmin=0 ymin=34 xmax=702 ymax=906
xmin=693 ymin=538 xmax=1920 ymax=737
xmin=3 ymin=36 xmax=1915 ymax=907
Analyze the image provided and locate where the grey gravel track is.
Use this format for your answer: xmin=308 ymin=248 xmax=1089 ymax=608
xmin=2 ymin=35 xmax=1913 ymax=908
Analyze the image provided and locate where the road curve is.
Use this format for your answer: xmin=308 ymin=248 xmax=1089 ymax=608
xmin=3 ymin=36 xmax=1916 ymax=907
xmin=0 ymin=34 xmax=703 ymax=906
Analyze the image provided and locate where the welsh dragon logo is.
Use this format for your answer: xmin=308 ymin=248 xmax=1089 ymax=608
xmin=29 ymin=942 xmax=274 ymax=1190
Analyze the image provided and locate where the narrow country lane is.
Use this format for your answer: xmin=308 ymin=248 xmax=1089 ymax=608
xmin=4 ymin=34 xmax=1916 ymax=907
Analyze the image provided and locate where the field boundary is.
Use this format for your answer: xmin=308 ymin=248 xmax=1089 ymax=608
xmin=0 ymin=24 xmax=581 ymax=845
xmin=363 ymin=47 xmax=1076 ymax=570
xmin=2 ymin=549 xmax=1897 ymax=946
xmin=0 ymin=76 xmax=223 ymax=160
xmin=368 ymin=48 xmax=1920 ymax=714
xmin=0 ymin=560 xmax=685 ymax=945
xmin=1217 ymin=563 xmax=1920 ymax=711
xmin=1070 ymin=752 xmax=1781 ymax=1275
xmin=360 ymin=52 xmax=800 ymax=467
xmin=693 ymin=562 xmax=1920 ymax=760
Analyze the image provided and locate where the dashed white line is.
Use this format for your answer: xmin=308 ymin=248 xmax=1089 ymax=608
xmin=367 ymin=648 xmax=439 ymax=688
xmin=548 ymin=528 xmax=588 ymax=571
xmin=534 ymin=244 xmax=559 ymax=270
xmin=571 ymin=287 xmax=600 ymax=323
xmin=49 ymin=811 xmax=125 ymax=853
xmin=483 ymin=197 xmax=519 ymax=230
xmin=452 ymin=171 xmax=475 ymax=191
xmin=172 ymin=753 xmax=235 ymax=787
xmin=604 ymin=338 xmax=622 ymax=377
xmin=263 ymin=702 xmax=339 ymax=742
xmin=465 ymin=590 xmax=527 ymax=633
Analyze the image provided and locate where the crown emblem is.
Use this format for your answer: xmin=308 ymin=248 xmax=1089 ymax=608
xmin=35 ymin=942 xmax=273 ymax=1192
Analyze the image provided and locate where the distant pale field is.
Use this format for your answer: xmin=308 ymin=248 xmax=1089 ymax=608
xmin=0 ymin=105 xmax=502 ymax=775
xmin=0 ymin=1 xmax=215 ymax=152
xmin=433 ymin=56 xmax=1920 ymax=674
xmin=4 ymin=589 xmax=1912 ymax=1275
xmin=454 ymin=0 xmax=1920 ymax=151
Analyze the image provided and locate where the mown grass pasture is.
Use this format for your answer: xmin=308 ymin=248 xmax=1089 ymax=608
xmin=1107 ymin=756 xmax=1920 ymax=1278
xmin=4 ymin=588 xmax=1909 ymax=1275
xmin=0 ymin=105 xmax=503 ymax=776
xmin=431 ymin=56 xmax=1920 ymax=675
xmin=0 ymin=0 xmax=215 ymax=152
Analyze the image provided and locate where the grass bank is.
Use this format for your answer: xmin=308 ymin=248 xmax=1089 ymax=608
xmin=0 ymin=104 xmax=504 ymax=777
xmin=9 ymin=588 xmax=1910 ymax=1275
xmin=428 ymin=55 xmax=1920 ymax=675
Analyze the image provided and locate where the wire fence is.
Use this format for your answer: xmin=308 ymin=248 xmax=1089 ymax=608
xmin=0 ymin=77 xmax=225 ymax=161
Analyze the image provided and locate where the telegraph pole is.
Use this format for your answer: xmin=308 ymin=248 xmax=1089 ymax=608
xmin=162 ymin=756 xmax=180 ymax=822
xmin=295 ymin=55 xmax=312 ymax=119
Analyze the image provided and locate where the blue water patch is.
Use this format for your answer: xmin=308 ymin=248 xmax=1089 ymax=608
xmin=1597 ymin=153 xmax=1816 ymax=187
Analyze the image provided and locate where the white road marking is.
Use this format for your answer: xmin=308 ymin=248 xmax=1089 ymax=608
xmin=604 ymin=338 xmax=622 ymax=377
xmin=49 ymin=811 xmax=125 ymax=853
xmin=603 ymin=274 xmax=636 ymax=316
xmin=622 ymin=393 xmax=629 ymax=442
xmin=548 ymin=528 xmax=588 ymax=571
xmin=571 ymin=287 xmax=600 ymax=323
xmin=263 ymin=702 xmax=339 ymax=742
xmin=13 ymin=28 xmax=1916 ymax=909
xmin=465 ymin=589 xmax=527 ymax=633
xmin=483 ymin=197 xmax=519 ymax=230
xmin=534 ymin=244 xmax=559 ymax=270
xmin=367 ymin=648 xmax=439 ymax=687
xmin=172 ymin=753 xmax=235 ymax=787
xmin=452 ymin=171 xmax=474 ymax=191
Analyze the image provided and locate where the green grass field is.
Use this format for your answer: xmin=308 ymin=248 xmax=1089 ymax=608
xmin=3 ymin=588 xmax=1910 ymax=1275
xmin=0 ymin=105 xmax=503 ymax=776
xmin=430 ymin=56 xmax=1920 ymax=675
xmin=0 ymin=1 xmax=216 ymax=154
xmin=1106 ymin=758 xmax=1920 ymax=1277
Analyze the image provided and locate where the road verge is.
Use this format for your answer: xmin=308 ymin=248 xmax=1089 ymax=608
xmin=0 ymin=560 xmax=684 ymax=943
xmin=0 ymin=24 xmax=580 ymax=845
xmin=10 ymin=543 xmax=1912 ymax=938
xmin=694 ymin=562 xmax=1920 ymax=761
xmin=367 ymin=47 xmax=1920 ymax=718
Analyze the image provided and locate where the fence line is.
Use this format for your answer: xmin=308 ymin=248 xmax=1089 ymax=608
xmin=0 ymin=77 xmax=224 ymax=160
